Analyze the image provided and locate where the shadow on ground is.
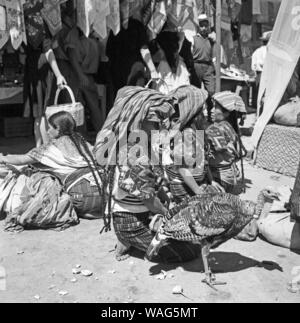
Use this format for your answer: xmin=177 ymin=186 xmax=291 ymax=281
xmin=148 ymin=251 xmax=283 ymax=276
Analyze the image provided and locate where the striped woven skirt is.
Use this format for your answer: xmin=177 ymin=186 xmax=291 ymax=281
xmin=211 ymin=163 xmax=242 ymax=194
xmin=64 ymin=168 xmax=104 ymax=217
xmin=113 ymin=212 xmax=201 ymax=264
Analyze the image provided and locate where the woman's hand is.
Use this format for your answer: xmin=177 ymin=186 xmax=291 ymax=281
xmin=211 ymin=181 xmax=226 ymax=193
xmin=57 ymin=74 xmax=67 ymax=89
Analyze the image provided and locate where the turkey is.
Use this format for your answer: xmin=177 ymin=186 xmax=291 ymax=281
xmin=146 ymin=188 xmax=280 ymax=290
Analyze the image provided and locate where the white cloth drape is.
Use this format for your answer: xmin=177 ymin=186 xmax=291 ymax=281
xmin=252 ymin=0 xmax=300 ymax=149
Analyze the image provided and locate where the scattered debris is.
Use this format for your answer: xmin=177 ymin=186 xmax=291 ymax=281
xmin=172 ymin=286 xmax=194 ymax=301
xmin=172 ymin=285 xmax=184 ymax=295
xmin=81 ymin=270 xmax=93 ymax=277
xmin=59 ymin=290 xmax=69 ymax=296
xmin=287 ymin=283 xmax=300 ymax=294
xmin=156 ymin=271 xmax=167 ymax=280
xmin=72 ymin=268 xmax=81 ymax=275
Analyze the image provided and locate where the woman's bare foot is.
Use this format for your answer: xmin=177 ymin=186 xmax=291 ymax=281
xmin=115 ymin=241 xmax=131 ymax=262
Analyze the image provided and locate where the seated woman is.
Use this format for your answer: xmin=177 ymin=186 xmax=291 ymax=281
xmin=166 ymin=120 xmax=224 ymax=205
xmin=0 ymin=112 xmax=104 ymax=220
xmin=206 ymin=92 xmax=247 ymax=194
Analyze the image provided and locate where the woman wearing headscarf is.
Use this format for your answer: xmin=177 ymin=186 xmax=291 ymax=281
xmin=206 ymin=91 xmax=247 ymax=194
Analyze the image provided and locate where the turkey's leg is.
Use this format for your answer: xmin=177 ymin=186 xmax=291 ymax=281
xmin=201 ymin=244 xmax=227 ymax=290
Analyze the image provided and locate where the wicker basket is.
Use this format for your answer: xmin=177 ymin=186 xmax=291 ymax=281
xmin=256 ymin=124 xmax=300 ymax=177
xmin=45 ymin=86 xmax=84 ymax=126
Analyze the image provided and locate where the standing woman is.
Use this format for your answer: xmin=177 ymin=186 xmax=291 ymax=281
xmin=23 ymin=0 xmax=66 ymax=147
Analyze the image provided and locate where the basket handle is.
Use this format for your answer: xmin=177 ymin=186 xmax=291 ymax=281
xmin=145 ymin=78 xmax=170 ymax=92
xmin=54 ymin=85 xmax=76 ymax=105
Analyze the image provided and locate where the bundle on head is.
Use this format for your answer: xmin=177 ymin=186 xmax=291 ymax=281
xmin=146 ymin=188 xmax=280 ymax=290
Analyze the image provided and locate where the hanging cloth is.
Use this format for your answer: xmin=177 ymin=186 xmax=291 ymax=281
xmin=120 ymin=0 xmax=130 ymax=29
xmin=41 ymin=0 xmax=67 ymax=37
xmin=252 ymin=0 xmax=300 ymax=149
xmin=0 ymin=3 xmax=8 ymax=50
xmin=23 ymin=0 xmax=46 ymax=49
xmin=106 ymin=0 xmax=120 ymax=35
xmin=148 ymin=0 xmax=169 ymax=39
xmin=5 ymin=0 xmax=27 ymax=50
xmin=92 ymin=0 xmax=110 ymax=40
xmin=252 ymin=0 xmax=261 ymax=15
xmin=76 ymin=0 xmax=93 ymax=37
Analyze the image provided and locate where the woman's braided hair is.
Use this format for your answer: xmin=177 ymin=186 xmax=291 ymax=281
xmin=48 ymin=112 xmax=110 ymax=229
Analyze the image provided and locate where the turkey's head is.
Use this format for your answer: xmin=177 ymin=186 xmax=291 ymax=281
xmin=254 ymin=187 xmax=281 ymax=219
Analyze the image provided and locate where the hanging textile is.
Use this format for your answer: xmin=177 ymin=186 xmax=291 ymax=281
xmin=5 ymin=0 xmax=26 ymax=50
xmin=76 ymin=0 xmax=93 ymax=37
xmin=252 ymin=0 xmax=261 ymax=15
xmin=41 ymin=0 xmax=67 ymax=37
xmin=107 ymin=0 xmax=121 ymax=35
xmin=148 ymin=0 xmax=169 ymax=39
xmin=168 ymin=0 xmax=199 ymax=29
xmin=0 ymin=2 xmax=8 ymax=50
xmin=23 ymin=0 xmax=47 ymax=49
xmin=252 ymin=0 xmax=300 ymax=149
xmin=120 ymin=0 xmax=130 ymax=29
xmin=240 ymin=0 xmax=253 ymax=25
xmin=92 ymin=0 xmax=110 ymax=40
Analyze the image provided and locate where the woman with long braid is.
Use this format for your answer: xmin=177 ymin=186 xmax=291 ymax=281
xmin=0 ymin=112 xmax=105 ymax=220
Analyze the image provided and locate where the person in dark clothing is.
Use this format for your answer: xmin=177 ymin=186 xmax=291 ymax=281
xmin=106 ymin=17 xmax=157 ymax=97
xmin=191 ymin=14 xmax=216 ymax=122
xmin=50 ymin=2 xmax=79 ymax=105
xmin=23 ymin=0 xmax=66 ymax=147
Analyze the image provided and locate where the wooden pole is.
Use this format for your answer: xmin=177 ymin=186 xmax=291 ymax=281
xmin=216 ymin=0 xmax=222 ymax=92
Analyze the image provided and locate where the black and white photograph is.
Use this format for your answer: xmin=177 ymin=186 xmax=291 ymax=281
xmin=0 ymin=0 xmax=300 ymax=305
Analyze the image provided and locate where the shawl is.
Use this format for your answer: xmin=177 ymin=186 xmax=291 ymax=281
xmin=170 ymin=85 xmax=208 ymax=131
xmin=28 ymin=136 xmax=94 ymax=176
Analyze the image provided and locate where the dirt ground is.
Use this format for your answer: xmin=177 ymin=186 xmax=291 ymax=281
xmin=0 ymin=157 xmax=300 ymax=303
